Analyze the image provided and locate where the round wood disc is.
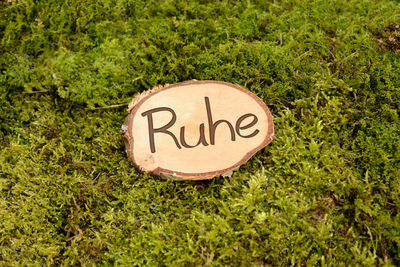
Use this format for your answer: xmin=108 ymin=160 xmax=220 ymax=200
xmin=121 ymin=80 xmax=274 ymax=180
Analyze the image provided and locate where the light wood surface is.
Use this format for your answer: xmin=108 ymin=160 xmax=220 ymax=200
xmin=122 ymin=80 xmax=274 ymax=180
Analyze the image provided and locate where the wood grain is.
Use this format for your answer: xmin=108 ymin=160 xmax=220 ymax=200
xmin=122 ymin=80 xmax=274 ymax=180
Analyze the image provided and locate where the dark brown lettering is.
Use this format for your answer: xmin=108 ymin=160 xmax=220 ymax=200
xmin=141 ymin=107 xmax=181 ymax=153
xmin=205 ymin=97 xmax=236 ymax=145
xmin=235 ymin=113 xmax=259 ymax=138
xmin=141 ymin=98 xmax=260 ymax=152
xmin=180 ymin=123 xmax=209 ymax=148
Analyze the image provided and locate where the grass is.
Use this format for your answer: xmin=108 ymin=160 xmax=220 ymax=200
xmin=1 ymin=0 xmax=399 ymax=265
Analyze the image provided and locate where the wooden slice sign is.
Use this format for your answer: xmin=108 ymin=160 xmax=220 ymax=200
xmin=121 ymin=80 xmax=274 ymax=180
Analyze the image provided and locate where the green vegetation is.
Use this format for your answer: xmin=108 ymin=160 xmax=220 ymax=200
xmin=1 ymin=0 xmax=399 ymax=265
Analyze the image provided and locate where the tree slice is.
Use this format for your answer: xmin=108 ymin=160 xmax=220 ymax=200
xmin=121 ymin=80 xmax=274 ymax=180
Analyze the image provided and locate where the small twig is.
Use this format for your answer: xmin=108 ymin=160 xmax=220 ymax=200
xmin=278 ymin=97 xmax=294 ymax=107
xmin=9 ymin=51 xmax=21 ymax=58
xmin=86 ymin=103 xmax=128 ymax=110
xmin=93 ymin=172 xmax=102 ymax=181
xmin=22 ymin=89 xmax=51 ymax=94
xmin=132 ymin=76 xmax=142 ymax=82
xmin=279 ymin=33 xmax=283 ymax=45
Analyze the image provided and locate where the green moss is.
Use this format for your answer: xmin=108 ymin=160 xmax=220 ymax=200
xmin=1 ymin=0 xmax=399 ymax=265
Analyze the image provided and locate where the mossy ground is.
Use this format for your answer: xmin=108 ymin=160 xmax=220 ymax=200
xmin=1 ymin=0 xmax=400 ymax=265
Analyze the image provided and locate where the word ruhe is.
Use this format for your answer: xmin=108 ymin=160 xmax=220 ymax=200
xmin=141 ymin=97 xmax=259 ymax=153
